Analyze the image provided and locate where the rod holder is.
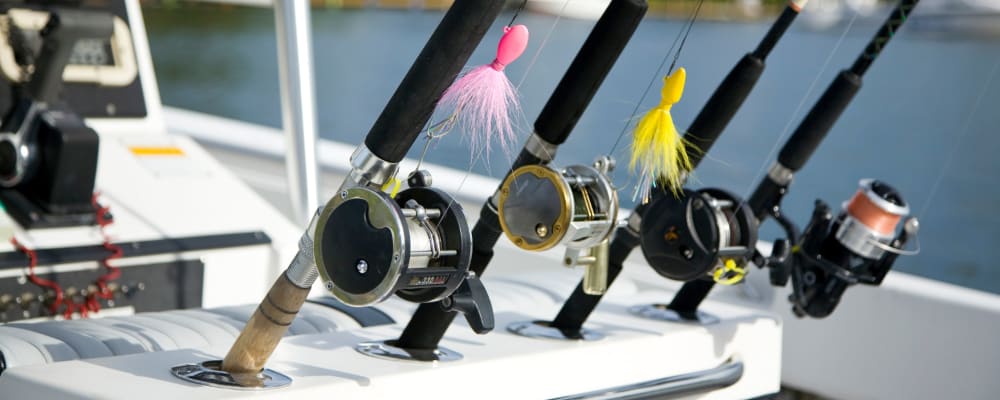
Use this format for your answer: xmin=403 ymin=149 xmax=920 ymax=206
xmin=171 ymin=360 xmax=292 ymax=390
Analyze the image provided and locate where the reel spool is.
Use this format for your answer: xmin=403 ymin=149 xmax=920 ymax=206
xmin=638 ymin=188 xmax=758 ymax=284
xmin=836 ymin=179 xmax=911 ymax=260
xmin=497 ymin=157 xmax=618 ymax=294
xmin=314 ymin=171 xmax=474 ymax=306
xmin=768 ymin=179 xmax=918 ymax=318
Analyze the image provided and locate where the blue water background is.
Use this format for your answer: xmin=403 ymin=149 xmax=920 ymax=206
xmin=143 ymin=6 xmax=1000 ymax=294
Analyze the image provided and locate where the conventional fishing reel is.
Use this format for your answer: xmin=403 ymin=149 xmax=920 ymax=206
xmin=638 ymin=187 xmax=759 ymax=284
xmin=497 ymin=156 xmax=618 ymax=294
xmin=314 ymin=170 xmax=493 ymax=334
xmin=760 ymin=179 xmax=918 ymax=318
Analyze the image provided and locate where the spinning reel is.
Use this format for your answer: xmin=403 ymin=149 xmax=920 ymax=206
xmin=761 ymin=179 xmax=918 ymax=318
xmin=497 ymin=156 xmax=618 ymax=295
xmin=639 ymin=187 xmax=758 ymax=284
xmin=314 ymin=170 xmax=492 ymax=334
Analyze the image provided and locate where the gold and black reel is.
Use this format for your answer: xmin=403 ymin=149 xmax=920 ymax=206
xmin=496 ymin=157 xmax=619 ymax=294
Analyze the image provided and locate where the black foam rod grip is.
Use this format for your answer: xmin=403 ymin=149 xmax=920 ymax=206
xmin=533 ymin=0 xmax=648 ymax=145
xmin=684 ymin=53 xmax=764 ymax=169
xmin=777 ymin=70 xmax=861 ymax=172
xmin=364 ymin=0 xmax=505 ymax=163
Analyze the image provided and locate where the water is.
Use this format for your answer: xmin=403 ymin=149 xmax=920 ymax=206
xmin=143 ymin=6 xmax=1000 ymax=295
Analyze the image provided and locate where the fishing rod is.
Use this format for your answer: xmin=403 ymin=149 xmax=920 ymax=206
xmin=384 ymin=0 xmax=650 ymax=357
xmin=547 ymin=0 xmax=810 ymax=336
xmin=169 ymin=0 xmax=508 ymax=389
xmin=657 ymin=0 xmax=922 ymax=322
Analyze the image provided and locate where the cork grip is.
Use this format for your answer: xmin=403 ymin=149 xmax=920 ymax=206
xmin=221 ymin=273 xmax=310 ymax=374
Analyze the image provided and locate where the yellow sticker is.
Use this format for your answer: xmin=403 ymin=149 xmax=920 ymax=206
xmin=129 ymin=146 xmax=185 ymax=156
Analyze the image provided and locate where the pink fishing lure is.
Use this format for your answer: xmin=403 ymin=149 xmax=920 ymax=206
xmin=438 ymin=24 xmax=529 ymax=157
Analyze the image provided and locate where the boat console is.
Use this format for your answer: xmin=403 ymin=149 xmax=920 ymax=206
xmin=0 ymin=1 xmax=298 ymax=326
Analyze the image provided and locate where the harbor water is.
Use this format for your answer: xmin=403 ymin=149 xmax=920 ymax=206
xmin=143 ymin=5 xmax=1000 ymax=295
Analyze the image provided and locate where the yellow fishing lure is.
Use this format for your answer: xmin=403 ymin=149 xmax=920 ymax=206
xmin=629 ymin=67 xmax=693 ymax=202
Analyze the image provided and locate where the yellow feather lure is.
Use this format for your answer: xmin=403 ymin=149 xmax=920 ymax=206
xmin=629 ymin=67 xmax=693 ymax=202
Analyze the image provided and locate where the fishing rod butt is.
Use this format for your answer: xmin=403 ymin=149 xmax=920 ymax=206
xmin=171 ymin=269 xmax=309 ymax=390
xmin=533 ymin=0 xmax=648 ymax=145
xmin=220 ymin=272 xmax=311 ymax=374
xmin=364 ymin=0 xmax=506 ymax=163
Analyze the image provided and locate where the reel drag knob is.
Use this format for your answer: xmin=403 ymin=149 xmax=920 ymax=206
xmin=639 ymin=188 xmax=758 ymax=283
xmin=314 ymin=181 xmax=472 ymax=306
xmin=497 ymin=157 xmax=618 ymax=294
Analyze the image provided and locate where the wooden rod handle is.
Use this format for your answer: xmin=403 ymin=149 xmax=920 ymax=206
xmin=222 ymin=273 xmax=310 ymax=373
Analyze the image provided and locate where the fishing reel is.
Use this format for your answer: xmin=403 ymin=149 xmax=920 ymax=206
xmin=497 ymin=156 xmax=618 ymax=295
xmin=314 ymin=170 xmax=492 ymax=334
xmin=761 ymin=179 xmax=918 ymax=318
xmin=639 ymin=188 xmax=758 ymax=284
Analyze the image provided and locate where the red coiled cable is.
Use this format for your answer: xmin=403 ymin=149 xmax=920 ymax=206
xmin=10 ymin=237 xmax=64 ymax=315
xmin=11 ymin=193 xmax=123 ymax=319
xmin=85 ymin=192 xmax=122 ymax=315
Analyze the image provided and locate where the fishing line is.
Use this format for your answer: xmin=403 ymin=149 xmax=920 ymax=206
xmin=436 ymin=0 xmax=572 ymax=219
xmin=412 ymin=0 xmax=568 ymax=175
xmin=608 ymin=0 xmax=704 ymax=157
xmin=917 ymin=55 xmax=1000 ymax=219
xmin=516 ymin=0 xmax=571 ymax=90
xmin=733 ymin=11 xmax=859 ymax=210
xmin=508 ymin=0 xmax=529 ymax=28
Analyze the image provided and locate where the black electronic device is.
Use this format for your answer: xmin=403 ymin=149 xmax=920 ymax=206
xmin=0 ymin=8 xmax=114 ymax=228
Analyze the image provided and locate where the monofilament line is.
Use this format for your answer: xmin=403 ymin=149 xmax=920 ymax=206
xmin=439 ymin=0 xmax=571 ymax=218
xmin=734 ymin=11 xmax=859 ymax=209
xmin=609 ymin=0 xmax=705 ymax=156
xmin=917 ymin=55 xmax=1000 ymax=218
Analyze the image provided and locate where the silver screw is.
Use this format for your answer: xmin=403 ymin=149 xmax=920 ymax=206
xmin=356 ymin=260 xmax=368 ymax=274
xmin=325 ymin=281 xmax=334 ymax=290
xmin=340 ymin=191 xmax=348 ymax=199
xmin=535 ymin=223 xmax=549 ymax=238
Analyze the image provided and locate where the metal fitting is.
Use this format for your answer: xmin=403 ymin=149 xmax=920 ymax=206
xmin=284 ymin=208 xmax=322 ymax=288
xmin=626 ymin=210 xmax=642 ymax=235
xmin=524 ymin=133 xmax=558 ymax=162
xmin=767 ymin=162 xmax=794 ymax=186
xmin=347 ymin=144 xmax=398 ymax=188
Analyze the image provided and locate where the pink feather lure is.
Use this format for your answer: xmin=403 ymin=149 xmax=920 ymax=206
xmin=437 ymin=25 xmax=529 ymax=157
